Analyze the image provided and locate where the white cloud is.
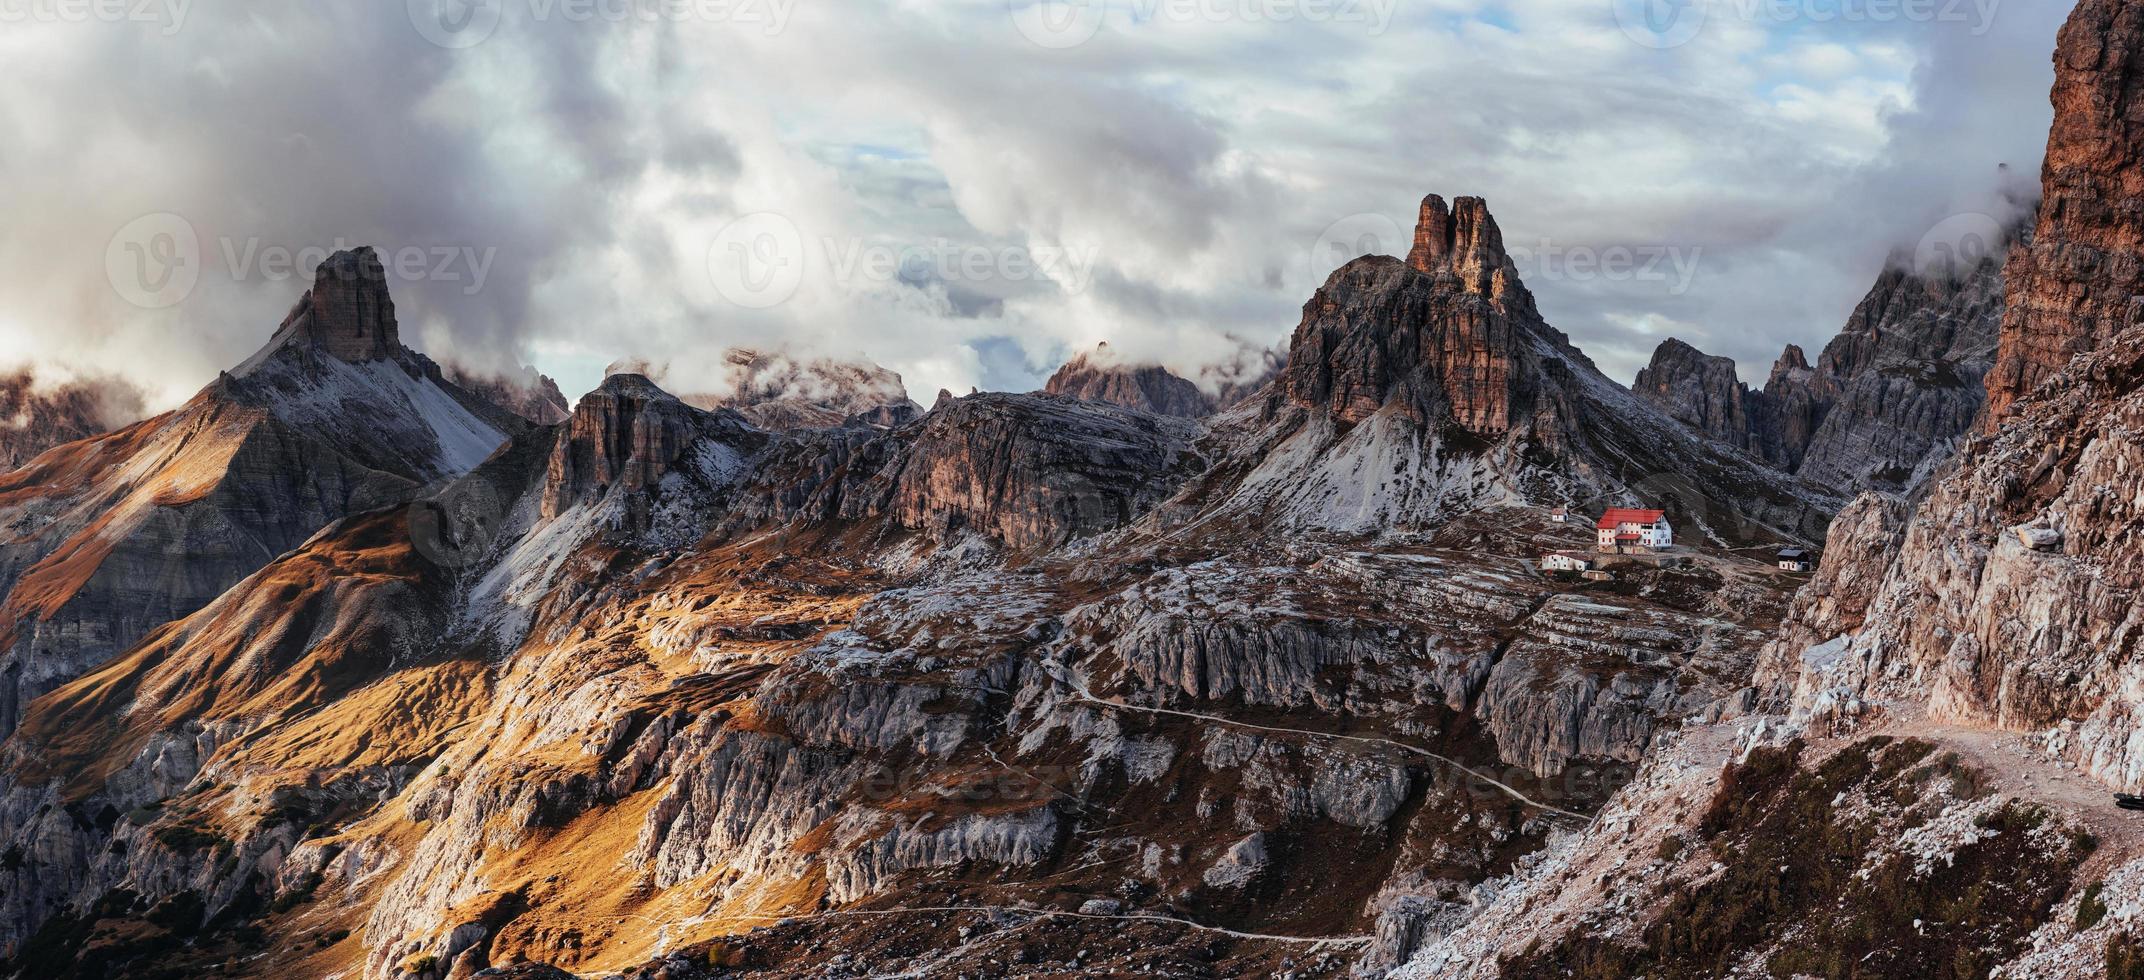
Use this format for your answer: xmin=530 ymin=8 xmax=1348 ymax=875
xmin=0 ymin=0 xmax=2077 ymax=412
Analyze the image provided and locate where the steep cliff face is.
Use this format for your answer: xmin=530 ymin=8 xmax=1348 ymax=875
xmin=1983 ymin=0 xmax=2144 ymax=425
xmin=1770 ymin=0 xmax=2144 ymax=794
xmin=541 ymin=375 xmax=764 ymax=524
xmin=1632 ymin=339 xmax=1774 ymax=460
xmin=1634 ymin=250 xmax=2005 ymax=497
xmin=1794 ymin=259 xmax=2006 ymax=493
xmin=1042 ymin=344 xmax=1217 ymax=418
xmin=0 ymin=370 xmax=146 ymax=474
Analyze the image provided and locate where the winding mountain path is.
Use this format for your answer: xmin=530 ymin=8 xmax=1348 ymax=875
xmin=1041 ymin=662 xmax=1593 ymax=822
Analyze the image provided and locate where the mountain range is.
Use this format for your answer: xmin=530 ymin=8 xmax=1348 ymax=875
xmin=2 ymin=2 xmax=2142 ymax=975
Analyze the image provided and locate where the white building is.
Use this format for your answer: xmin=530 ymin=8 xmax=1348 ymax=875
xmin=1595 ymin=508 xmax=1673 ymax=552
xmin=1542 ymin=551 xmax=1593 ymax=572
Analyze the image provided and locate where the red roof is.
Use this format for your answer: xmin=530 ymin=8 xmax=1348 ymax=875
xmin=1596 ymin=508 xmax=1666 ymax=530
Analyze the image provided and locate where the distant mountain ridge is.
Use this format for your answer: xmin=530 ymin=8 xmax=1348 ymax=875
xmin=0 ymin=369 xmax=146 ymax=474
xmin=1634 ymin=242 xmax=2010 ymax=497
xmin=608 ymin=348 xmax=920 ymax=430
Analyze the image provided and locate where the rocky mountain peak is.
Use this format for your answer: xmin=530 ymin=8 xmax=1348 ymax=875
xmin=272 ymin=247 xmax=400 ymax=363
xmin=1404 ymin=194 xmax=1535 ymax=314
xmin=1284 ymin=195 xmax=1553 ymax=432
xmin=605 ymin=348 xmax=917 ymax=430
xmin=1766 ymin=344 xmax=1812 ymax=385
xmin=541 ymin=373 xmax=738 ymax=519
xmin=1633 ymin=338 xmax=1760 ymax=455
xmin=1042 ymin=343 xmax=1215 ymax=418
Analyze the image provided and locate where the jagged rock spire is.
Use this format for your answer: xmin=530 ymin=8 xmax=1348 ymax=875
xmin=274 ymin=247 xmax=400 ymax=362
xmin=1404 ymin=194 xmax=1535 ymax=315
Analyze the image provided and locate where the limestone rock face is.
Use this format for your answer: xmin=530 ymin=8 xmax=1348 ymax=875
xmin=1983 ymin=0 xmax=2144 ymax=425
xmin=0 ymin=369 xmax=145 ymax=473
xmin=1042 ymin=344 xmax=1215 ymax=418
xmin=1634 ymin=251 xmax=2005 ymax=497
xmin=1776 ymin=0 xmax=2144 ymax=792
xmin=1760 ymin=344 xmax=1827 ymax=470
xmin=268 ymin=247 xmax=401 ymax=363
xmin=837 ymin=393 xmax=1204 ymax=551
xmin=1404 ymin=194 xmax=1536 ymax=317
xmin=1633 ymin=339 xmax=1772 ymax=460
xmin=1289 ymin=196 xmax=1541 ymax=434
xmin=541 ymin=374 xmax=761 ymax=521
xmin=1223 ymin=195 xmax=1831 ymax=541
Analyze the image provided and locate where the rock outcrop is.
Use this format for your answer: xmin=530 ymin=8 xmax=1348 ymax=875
xmin=1772 ymin=0 xmax=2144 ymax=793
xmin=0 ymin=249 xmax=517 ymax=738
xmin=1632 ymin=338 xmax=1776 ymax=462
xmin=541 ymin=374 xmax=762 ymax=521
xmin=1042 ymin=343 xmax=1216 ymax=418
xmin=612 ymin=349 xmax=920 ymax=430
xmin=1183 ymin=195 xmax=1831 ymax=541
xmin=263 ymin=247 xmax=401 ymax=363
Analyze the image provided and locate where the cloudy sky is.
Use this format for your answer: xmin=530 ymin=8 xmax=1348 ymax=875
xmin=0 ymin=0 xmax=2071 ymax=410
